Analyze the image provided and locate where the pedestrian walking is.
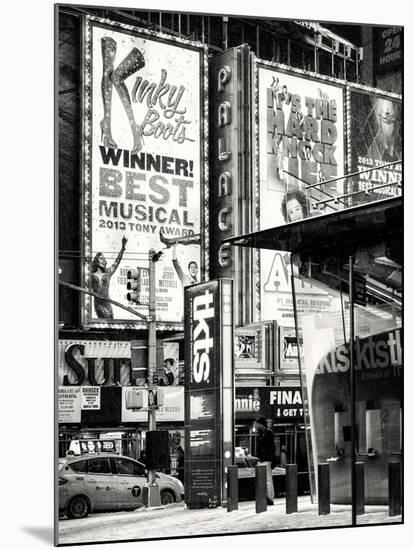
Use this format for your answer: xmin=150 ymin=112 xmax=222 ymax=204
xmin=254 ymin=416 xmax=276 ymax=505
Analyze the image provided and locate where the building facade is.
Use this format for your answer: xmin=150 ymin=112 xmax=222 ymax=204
xmin=57 ymin=6 xmax=403 ymax=497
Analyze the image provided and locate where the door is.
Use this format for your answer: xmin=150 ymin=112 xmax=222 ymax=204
xmin=84 ymin=457 xmax=118 ymax=511
xmin=112 ymin=456 xmax=147 ymax=508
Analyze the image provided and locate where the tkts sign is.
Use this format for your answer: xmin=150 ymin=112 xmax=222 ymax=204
xmin=184 ymin=280 xmax=234 ymax=508
xmin=191 ymin=290 xmax=215 ymax=388
xmin=316 ymin=327 xmax=402 ymax=379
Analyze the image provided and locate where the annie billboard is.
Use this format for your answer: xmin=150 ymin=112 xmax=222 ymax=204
xmin=81 ymin=17 xmax=208 ymax=329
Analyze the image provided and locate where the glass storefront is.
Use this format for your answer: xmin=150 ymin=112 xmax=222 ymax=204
xmin=290 ymin=234 xmax=402 ymax=511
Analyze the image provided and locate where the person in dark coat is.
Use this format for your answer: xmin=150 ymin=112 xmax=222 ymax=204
xmin=254 ymin=416 xmax=276 ymax=505
xmin=176 ymin=445 xmax=185 ymax=484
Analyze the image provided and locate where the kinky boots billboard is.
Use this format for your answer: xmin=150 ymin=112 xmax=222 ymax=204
xmin=184 ymin=279 xmax=234 ymax=508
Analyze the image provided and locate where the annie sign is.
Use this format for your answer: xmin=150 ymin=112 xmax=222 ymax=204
xmin=82 ymin=17 xmax=207 ymax=329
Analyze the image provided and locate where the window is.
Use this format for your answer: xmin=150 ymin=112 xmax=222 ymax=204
xmin=114 ymin=457 xmax=145 ymax=477
xmin=69 ymin=460 xmax=87 ymax=473
xmin=87 ymin=458 xmax=112 ymax=474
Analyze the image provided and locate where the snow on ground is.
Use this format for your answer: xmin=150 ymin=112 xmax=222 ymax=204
xmin=58 ymin=496 xmax=402 ymax=545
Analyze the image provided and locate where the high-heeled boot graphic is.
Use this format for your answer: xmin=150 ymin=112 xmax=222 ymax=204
xmin=111 ymin=47 xmax=146 ymax=154
xmin=100 ymin=37 xmax=118 ymax=149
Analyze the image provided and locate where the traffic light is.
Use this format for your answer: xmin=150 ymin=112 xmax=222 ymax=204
xmin=125 ymin=389 xmax=164 ymax=409
xmin=125 ymin=389 xmax=145 ymax=410
xmin=148 ymin=388 xmax=164 ymax=407
xmin=150 ymin=249 xmax=163 ymax=263
xmin=126 ymin=268 xmax=140 ymax=303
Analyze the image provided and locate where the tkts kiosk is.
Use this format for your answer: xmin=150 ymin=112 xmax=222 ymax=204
xmin=224 ymin=195 xmax=403 ymax=506
xmin=184 ymin=279 xmax=234 ymax=508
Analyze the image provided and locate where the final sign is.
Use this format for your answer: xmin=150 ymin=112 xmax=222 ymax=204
xmin=235 ymin=386 xmax=303 ymax=422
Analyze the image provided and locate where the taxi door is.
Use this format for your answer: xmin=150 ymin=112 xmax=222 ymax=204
xmin=112 ymin=456 xmax=147 ymax=509
xmin=84 ymin=457 xmax=119 ymax=511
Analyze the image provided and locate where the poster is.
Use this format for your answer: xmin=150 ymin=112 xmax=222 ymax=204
xmin=80 ymin=386 xmax=101 ymax=410
xmin=260 ymin=249 xmax=336 ymax=327
xmin=58 ymin=387 xmax=81 ymax=423
xmin=349 ymin=89 xmax=402 ymax=205
xmin=121 ymin=386 xmax=184 ymax=422
xmin=82 ymin=17 xmax=207 ymax=329
xmin=279 ymin=325 xmax=304 ymax=371
xmin=258 ymin=67 xmax=344 ymax=326
xmin=258 ymin=66 xmax=345 ymax=227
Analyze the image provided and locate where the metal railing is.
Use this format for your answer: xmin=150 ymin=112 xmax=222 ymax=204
xmin=283 ymin=160 xmax=402 ymax=219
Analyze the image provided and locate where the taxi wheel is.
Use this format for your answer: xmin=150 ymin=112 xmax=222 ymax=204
xmin=160 ymin=489 xmax=175 ymax=505
xmin=67 ymin=495 xmax=89 ymax=519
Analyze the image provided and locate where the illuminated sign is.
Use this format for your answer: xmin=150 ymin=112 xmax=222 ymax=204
xmin=209 ymin=46 xmax=253 ymax=325
xmin=58 ymin=340 xmax=132 ymax=387
xmin=316 ymin=328 xmax=402 ymax=377
xmin=82 ymin=16 xmax=208 ymax=330
xmin=192 ymin=291 xmax=214 ymax=386
xmin=79 ymin=440 xmax=116 ymax=454
xmin=184 ymin=279 xmax=234 ymax=508
xmin=257 ymin=65 xmax=345 ymax=227
xmin=375 ymin=27 xmax=403 ymax=71
xmin=235 ymin=386 xmax=304 ymax=422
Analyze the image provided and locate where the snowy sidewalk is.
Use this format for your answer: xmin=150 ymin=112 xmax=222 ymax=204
xmin=58 ymin=496 xmax=402 ymax=545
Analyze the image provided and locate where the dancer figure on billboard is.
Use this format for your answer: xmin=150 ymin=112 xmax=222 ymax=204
xmin=272 ymin=128 xmax=284 ymax=181
xmin=368 ymin=98 xmax=399 ymax=162
xmin=171 ymin=244 xmax=199 ymax=287
xmin=91 ymin=236 xmax=127 ymax=319
xmin=100 ymin=37 xmax=145 ymax=154
xmin=270 ymin=76 xmax=280 ymax=105
xmin=281 ymin=189 xmax=310 ymax=223
xmin=159 ymin=230 xmax=200 ymax=287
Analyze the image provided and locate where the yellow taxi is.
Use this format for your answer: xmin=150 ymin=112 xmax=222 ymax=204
xmin=59 ymin=452 xmax=184 ymax=519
